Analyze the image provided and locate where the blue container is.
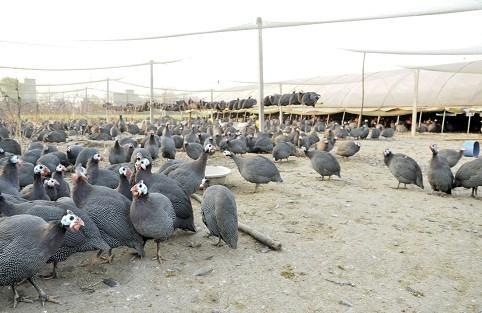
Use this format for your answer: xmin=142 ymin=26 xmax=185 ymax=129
xmin=463 ymin=140 xmax=480 ymax=157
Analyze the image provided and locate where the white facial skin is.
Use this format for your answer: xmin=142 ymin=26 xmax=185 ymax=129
xmin=93 ymin=153 xmax=102 ymax=161
xmin=10 ymin=155 xmax=19 ymax=164
xmin=56 ymin=164 xmax=66 ymax=172
xmin=34 ymin=164 xmax=49 ymax=175
xmin=223 ymin=150 xmax=232 ymax=157
xmin=130 ymin=180 xmax=148 ymax=197
xmin=60 ymin=210 xmax=85 ymax=231
xmin=118 ymin=166 xmax=132 ymax=177
xmin=383 ymin=149 xmax=391 ymax=157
xmin=136 ymin=158 xmax=150 ymax=170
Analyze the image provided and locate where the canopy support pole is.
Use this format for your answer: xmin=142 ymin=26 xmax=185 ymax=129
xmin=279 ymin=83 xmax=283 ymax=125
xmin=257 ymin=17 xmax=265 ymax=132
xmin=149 ymin=60 xmax=154 ymax=123
xmin=377 ymin=115 xmax=381 ymax=125
xmin=396 ymin=115 xmax=400 ymax=125
xmin=411 ymin=69 xmax=419 ymax=136
xmin=467 ymin=114 xmax=472 ymax=134
xmin=327 ymin=114 xmax=330 ymax=124
xmin=358 ymin=52 xmax=366 ymax=127
xmin=341 ymin=110 xmax=346 ymax=125
xmin=441 ymin=110 xmax=446 ymax=133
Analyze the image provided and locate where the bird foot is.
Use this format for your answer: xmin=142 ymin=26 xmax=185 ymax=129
xmin=13 ymin=295 xmax=34 ymax=309
xmin=100 ymin=255 xmax=114 ymax=264
xmin=39 ymin=292 xmax=60 ymax=306
xmin=40 ymin=272 xmax=58 ymax=280
xmin=151 ymin=256 xmax=167 ymax=263
xmin=130 ymin=253 xmax=143 ymax=262
xmin=80 ymin=256 xmax=100 ymax=267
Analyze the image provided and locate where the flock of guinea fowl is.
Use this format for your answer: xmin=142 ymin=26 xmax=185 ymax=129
xmin=0 ymin=115 xmax=481 ymax=308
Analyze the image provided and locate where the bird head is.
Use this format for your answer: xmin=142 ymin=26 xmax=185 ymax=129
xmin=118 ymin=166 xmax=132 ymax=177
xmin=223 ymin=150 xmax=232 ymax=157
xmin=383 ymin=149 xmax=392 ymax=157
xmin=44 ymin=178 xmax=60 ymax=187
xmin=72 ymin=166 xmax=87 ymax=183
xmin=56 ymin=164 xmax=66 ymax=173
xmin=131 ymin=180 xmax=148 ymax=198
xmin=354 ymin=141 xmax=361 ymax=147
xmin=61 ymin=210 xmax=84 ymax=232
xmin=429 ymin=144 xmax=438 ymax=154
xmin=204 ymin=143 xmax=216 ymax=154
xmin=34 ymin=164 xmax=50 ymax=176
xmin=93 ymin=153 xmax=103 ymax=161
xmin=9 ymin=155 xmax=21 ymax=165
xmin=135 ymin=158 xmax=150 ymax=171
xmin=199 ymin=177 xmax=209 ymax=190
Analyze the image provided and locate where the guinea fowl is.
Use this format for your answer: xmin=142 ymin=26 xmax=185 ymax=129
xmin=184 ymin=126 xmax=200 ymax=144
xmin=438 ymin=148 xmax=464 ymax=168
xmin=454 ymin=158 xmax=482 ymax=197
xmin=66 ymin=144 xmax=84 ymax=165
xmin=383 ymin=149 xmax=424 ymax=189
xmin=0 ymin=137 xmax=21 ymax=155
xmin=135 ymin=158 xmax=195 ymax=231
xmin=302 ymin=147 xmax=341 ymax=180
xmin=18 ymin=162 xmax=34 ymax=188
xmin=370 ymin=127 xmax=381 ymax=139
xmin=87 ymin=153 xmax=119 ymax=189
xmin=145 ymin=131 xmax=160 ymax=159
xmin=22 ymin=164 xmax=50 ymax=201
xmin=0 ymin=210 xmax=84 ymax=308
xmin=428 ymin=144 xmax=454 ymax=194
xmin=161 ymin=125 xmax=176 ymax=159
xmin=336 ymin=141 xmax=361 ymax=159
xmin=109 ymin=140 xmax=127 ymax=164
xmin=72 ymin=167 xmax=145 ymax=263
xmin=44 ymin=178 xmax=60 ymax=201
xmin=381 ymin=127 xmax=395 ymax=139
xmin=272 ymin=142 xmax=296 ymax=162
xmin=41 ymin=145 xmax=69 ymax=166
xmin=36 ymin=153 xmax=60 ymax=174
xmin=21 ymin=148 xmax=42 ymax=164
xmin=223 ymin=150 xmax=283 ymax=192
xmin=52 ymin=164 xmax=70 ymax=198
xmin=164 ymin=144 xmax=216 ymax=195
xmin=253 ymin=132 xmax=273 ymax=153
xmin=227 ymin=135 xmax=247 ymax=154
xmin=74 ymin=147 xmax=99 ymax=168
xmin=184 ymin=142 xmax=203 ymax=160
xmin=130 ymin=181 xmax=175 ymax=263
xmin=0 ymin=194 xmax=109 ymax=279
xmin=116 ymin=166 xmax=133 ymax=200
xmin=200 ymin=185 xmax=238 ymax=248
xmin=0 ymin=155 xmax=21 ymax=196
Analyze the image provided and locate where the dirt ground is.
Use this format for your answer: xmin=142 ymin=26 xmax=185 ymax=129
xmin=1 ymin=132 xmax=481 ymax=313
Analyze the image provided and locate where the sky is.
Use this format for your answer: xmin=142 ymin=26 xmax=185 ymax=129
xmin=1 ymin=0 xmax=482 ymax=100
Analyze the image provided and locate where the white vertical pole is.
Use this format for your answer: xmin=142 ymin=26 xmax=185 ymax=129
xmin=257 ymin=17 xmax=265 ymax=132
xmin=411 ymin=69 xmax=419 ymax=136
xmin=341 ymin=110 xmax=346 ymax=124
xmin=149 ymin=60 xmax=154 ymax=123
xmin=84 ymin=87 xmax=88 ymax=113
xmin=358 ymin=52 xmax=366 ymax=127
xmin=467 ymin=114 xmax=471 ymax=134
xmin=441 ymin=109 xmax=446 ymax=133
xmin=279 ymin=83 xmax=283 ymax=125
xmin=106 ymin=78 xmax=110 ymax=122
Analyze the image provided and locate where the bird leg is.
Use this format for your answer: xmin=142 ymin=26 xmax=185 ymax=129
xmin=254 ymin=184 xmax=259 ymax=193
xmin=471 ymin=187 xmax=477 ymax=197
xmin=152 ymin=241 xmax=167 ymax=263
xmin=28 ymin=277 xmax=60 ymax=306
xmin=40 ymin=262 xmax=58 ymax=280
xmin=80 ymin=250 xmax=104 ymax=267
xmin=11 ymin=284 xmax=34 ymax=309
xmin=99 ymin=249 xmax=114 ymax=264
xmin=212 ymin=237 xmax=223 ymax=247
xmin=397 ymin=182 xmax=400 ymax=189
xmin=404 ymin=184 xmax=408 ymax=189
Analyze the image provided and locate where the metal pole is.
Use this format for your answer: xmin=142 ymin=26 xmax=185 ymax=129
xmin=418 ymin=111 xmax=423 ymax=128
xmin=84 ymin=87 xmax=88 ymax=113
xmin=358 ymin=52 xmax=366 ymax=127
xmin=396 ymin=115 xmax=400 ymax=125
xmin=411 ymin=69 xmax=419 ymax=136
xmin=279 ymin=83 xmax=283 ymax=125
xmin=256 ymin=17 xmax=265 ymax=132
xmin=441 ymin=110 xmax=446 ymax=133
xmin=106 ymin=78 xmax=110 ymax=122
xmin=467 ymin=114 xmax=472 ymax=134
xmin=341 ymin=110 xmax=346 ymax=125
xmin=149 ymin=60 xmax=154 ymax=123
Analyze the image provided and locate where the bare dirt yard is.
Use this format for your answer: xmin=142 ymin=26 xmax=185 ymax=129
xmin=1 ymin=133 xmax=481 ymax=313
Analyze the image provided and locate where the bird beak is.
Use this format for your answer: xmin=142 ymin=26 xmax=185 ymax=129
xmin=130 ymin=185 xmax=139 ymax=197
xmin=125 ymin=168 xmax=133 ymax=176
xmin=16 ymin=159 xmax=23 ymax=166
xmin=70 ymin=217 xmax=85 ymax=232
xmin=42 ymin=168 xmax=50 ymax=176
